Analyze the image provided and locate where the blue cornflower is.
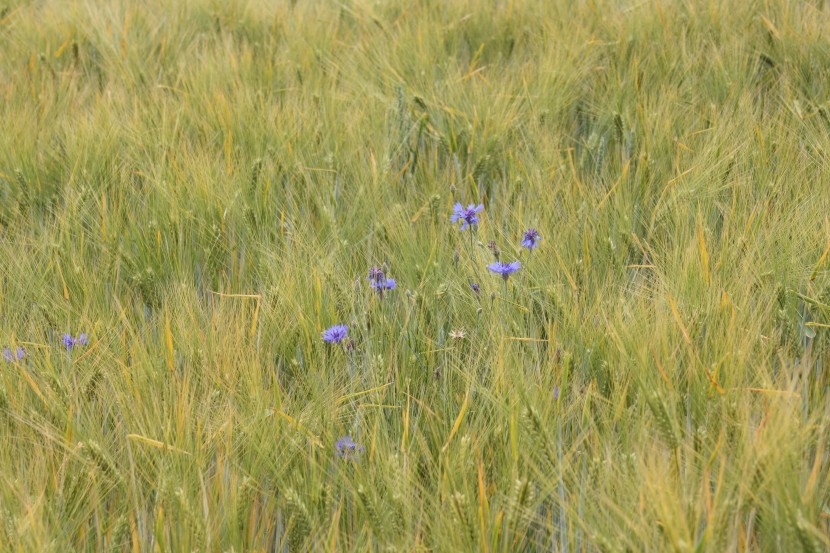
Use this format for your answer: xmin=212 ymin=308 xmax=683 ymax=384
xmin=3 ymin=347 xmax=25 ymax=363
xmin=322 ymin=324 xmax=348 ymax=344
xmin=368 ymin=267 xmax=396 ymax=297
xmin=487 ymin=261 xmax=521 ymax=281
xmin=521 ymin=228 xmax=541 ymax=251
xmin=62 ymin=333 xmax=89 ymax=351
xmin=368 ymin=267 xmax=385 ymax=283
xmin=334 ymin=435 xmax=364 ymax=460
xmin=451 ymin=203 xmax=484 ymax=230
xmin=470 ymin=282 xmax=480 ymax=295
xmin=370 ymin=277 xmax=396 ymax=291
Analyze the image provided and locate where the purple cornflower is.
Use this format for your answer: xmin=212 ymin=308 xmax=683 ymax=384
xmin=470 ymin=282 xmax=480 ymax=295
xmin=3 ymin=347 xmax=25 ymax=363
xmin=553 ymin=386 xmax=560 ymax=400
xmin=62 ymin=333 xmax=89 ymax=351
xmin=451 ymin=203 xmax=484 ymax=230
xmin=322 ymin=324 xmax=348 ymax=344
xmin=368 ymin=267 xmax=385 ymax=284
xmin=487 ymin=261 xmax=521 ymax=281
xmin=334 ymin=435 xmax=364 ymax=460
xmin=368 ymin=267 xmax=396 ymax=297
xmin=370 ymin=277 xmax=396 ymax=291
xmin=521 ymin=228 xmax=541 ymax=251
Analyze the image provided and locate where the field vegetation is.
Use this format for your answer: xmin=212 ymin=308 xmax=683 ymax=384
xmin=1 ymin=0 xmax=829 ymax=550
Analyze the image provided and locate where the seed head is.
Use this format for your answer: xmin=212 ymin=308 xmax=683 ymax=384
xmin=487 ymin=240 xmax=500 ymax=261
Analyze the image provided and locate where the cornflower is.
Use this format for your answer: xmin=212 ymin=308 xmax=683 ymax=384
xmin=451 ymin=203 xmax=484 ymax=230
xmin=487 ymin=261 xmax=521 ymax=281
xmin=322 ymin=325 xmax=348 ymax=344
xmin=368 ymin=266 xmax=396 ymax=298
xmin=62 ymin=333 xmax=89 ymax=351
xmin=3 ymin=347 xmax=25 ymax=363
xmin=334 ymin=435 xmax=363 ymax=460
xmin=521 ymin=228 xmax=541 ymax=251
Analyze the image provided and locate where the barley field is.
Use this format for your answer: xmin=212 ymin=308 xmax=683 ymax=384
xmin=1 ymin=0 xmax=829 ymax=551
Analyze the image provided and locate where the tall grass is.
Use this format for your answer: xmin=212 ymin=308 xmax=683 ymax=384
xmin=1 ymin=0 xmax=829 ymax=550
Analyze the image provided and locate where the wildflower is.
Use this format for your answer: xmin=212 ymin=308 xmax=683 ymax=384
xmin=449 ymin=328 xmax=466 ymax=340
xmin=3 ymin=347 xmax=25 ymax=363
xmin=62 ymin=333 xmax=89 ymax=351
xmin=487 ymin=261 xmax=521 ymax=281
xmin=521 ymin=228 xmax=541 ymax=251
xmin=334 ymin=435 xmax=363 ymax=460
xmin=450 ymin=203 xmax=484 ymax=230
xmin=322 ymin=325 xmax=348 ymax=344
xmin=370 ymin=277 xmax=396 ymax=291
xmin=368 ymin=267 xmax=396 ymax=295
xmin=553 ymin=386 xmax=560 ymax=400
xmin=470 ymin=282 xmax=480 ymax=295
xmin=368 ymin=266 xmax=385 ymax=284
